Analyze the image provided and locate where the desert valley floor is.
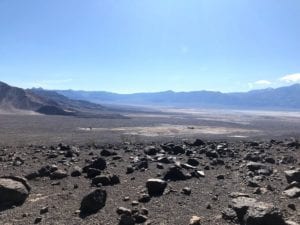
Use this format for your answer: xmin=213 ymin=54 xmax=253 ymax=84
xmin=0 ymin=108 xmax=299 ymax=225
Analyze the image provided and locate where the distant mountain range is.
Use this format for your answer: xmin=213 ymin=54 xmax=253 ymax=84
xmin=56 ymin=84 xmax=300 ymax=110
xmin=2 ymin=81 xmax=300 ymax=114
xmin=0 ymin=81 xmax=122 ymax=118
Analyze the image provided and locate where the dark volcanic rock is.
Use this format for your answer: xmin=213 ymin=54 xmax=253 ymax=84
xmin=80 ymin=189 xmax=107 ymax=217
xmin=38 ymin=165 xmax=58 ymax=177
xmin=119 ymin=214 xmax=135 ymax=225
xmin=49 ymin=170 xmax=68 ymax=180
xmin=285 ymin=169 xmax=300 ymax=183
xmin=86 ymin=168 xmax=102 ymax=178
xmin=144 ymin=146 xmax=159 ymax=155
xmin=133 ymin=157 xmax=148 ymax=170
xmin=161 ymin=143 xmax=185 ymax=155
xmin=246 ymin=162 xmax=268 ymax=171
xmin=133 ymin=214 xmax=148 ymax=223
xmin=182 ymin=187 xmax=192 ymax=195
xmin=191 ymin=139 xmax=205 ymax=146
xmin=206 ymin=150 xmax=219 ymax=158
xmin=71 ymin=166 xmax=82 ymax=177
xmin=117 ymin=207 xmax=132 ymax=216
xmin=146 ymin=179 xmax=167 ymax=196
xmin=92 ymin=174 xmax=120 ymax=186
xmin=187 ymin=158 xmax=200 ymax=166
xmin=280 ymin=156 xmax=297 ymax=164
xmin=83 ymin=158 xmax=107 ymax=173
xmin=247 ymin=162 xmax=273 ymax=175
xmin=138 ymin=194 xmax=151 ymax=203
xmin=0 ymin=177 xmax=30 ymax=210
xmin=229 ymin=197 xmax=285 ymax=225
xmin=92 ymin=175 xmax=111 ymax=186
xmin=126 ymin=166 xmax=134 ymax=174
xmin=101 ymin=149 xmax=117 ymax=157
xmin=163 ymin=166 xmax=189 ymax=181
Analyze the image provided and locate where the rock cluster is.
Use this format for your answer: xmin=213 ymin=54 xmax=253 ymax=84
xmin=0 ymin=139 xmax=299 ymax=224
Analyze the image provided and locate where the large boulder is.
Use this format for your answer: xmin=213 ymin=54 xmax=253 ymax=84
xmin=0 ymin=176 xmax=30 ymax=209
xmin=229 ymin=197 xmax=285 ymax=225
xmin=80 ymin=189 xmax=107 ymax=217
xmin=283 ymin=187 xmax=300 ymax=198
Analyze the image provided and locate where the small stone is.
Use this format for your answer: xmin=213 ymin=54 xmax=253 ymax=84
xmin=288 ymin=203 xmax=296 ymax=211
xmin=192 ymin=139 xmax=205 ymax=146
xmin=140 ymin=207 xmax=149 ymax=215
xmin=138 ymin=194 xmax=151 ymax=203
xmin=123 ymin=196 xmax=130 ymax=202
xmin=126 ymin=166 xmax=134 ymax=174
xmin=119 ymin=214 xmax=135 ymax=225
xmin=217 ymin=175 xmax=225 ymax=180
xmin=144 ymin=146 xmax=159 ymax=155
xmin=134 ymin=214 xmax=148 ymax=223
xmin=117 ymin=207 xmax=132 ymax=215
xmin=50 ymin=170 xmax=68 ymax=180
xmin=34 ymin=217 xmax=42 ymax=224
xmin=71 ymin=166 xmax=82 ymax=177
xmin=192 ymin=170 xmax=205 ymax=178
xmin=206 ymin=203 xmax=212 ymax=209
xmin=157 ymin=163 xmax=164 ymax=169
xmin=182 ymin=187 xmax=192 ymax=195
xmin=131 ymin=201 xmax=139 ymax=206
xmin=189 ymin=216 xmax=201 ymax=225
xmin=40 ymin=206 xmax=49 ymax=215
xmin=83 ymin=158 xmax=107 ymax=172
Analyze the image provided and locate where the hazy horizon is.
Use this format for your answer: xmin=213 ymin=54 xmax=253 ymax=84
xmin=1 ymin=80 xmax=300 ymax=95
xmin=1 ymin=0 xmax=300 ymax=93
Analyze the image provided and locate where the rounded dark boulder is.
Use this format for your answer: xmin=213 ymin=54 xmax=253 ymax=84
xmin=80 ymin=189 xmax=107 ymax=217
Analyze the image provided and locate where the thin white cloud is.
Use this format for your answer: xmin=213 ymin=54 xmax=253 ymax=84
xmin=279 ymin=73 xmax=300 ymax=83
xmin=254 ymin=80 xmax=272 ymax=85
xmin=248 ymin=80 xmax=272 ymax=90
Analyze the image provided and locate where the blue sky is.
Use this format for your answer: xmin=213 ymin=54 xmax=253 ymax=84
xmin=0 ymin=0 xmax=300 ymax=93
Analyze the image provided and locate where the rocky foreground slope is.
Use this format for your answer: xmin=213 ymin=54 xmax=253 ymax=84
xmin=0 ymin=139 xmax=299 ymax=225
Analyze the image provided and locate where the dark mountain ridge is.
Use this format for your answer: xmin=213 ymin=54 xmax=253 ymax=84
xmin=0 ymin=81 xmax=123 ymax=118
xmin=0 ymin=81 xmax=54 ymax=112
